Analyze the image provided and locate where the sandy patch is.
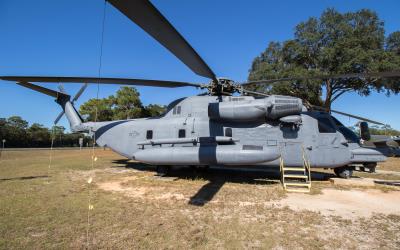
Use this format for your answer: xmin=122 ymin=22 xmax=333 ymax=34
xmin=97 ymin=176 xmax=186 ymax=201
xmin=274 ymin=188 xmax=400 ymax=219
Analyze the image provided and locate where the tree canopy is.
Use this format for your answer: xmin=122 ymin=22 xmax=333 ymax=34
xmin=0 ymin=116 xmax=90 ymax=148
xmin=79 ymin=86 xmax=166 ymax=122
xmin=349 ymin=124 xmax=400 ymax=137
xmin=248 ymin=8 xmax=400 ymax=109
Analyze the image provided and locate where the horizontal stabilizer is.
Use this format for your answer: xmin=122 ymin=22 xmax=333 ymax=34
xmin=16 ymin=81 xmax=70 ymax=100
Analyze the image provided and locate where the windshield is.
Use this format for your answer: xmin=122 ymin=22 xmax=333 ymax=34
xmin=331 ymin=116 xmax=360 ymax=143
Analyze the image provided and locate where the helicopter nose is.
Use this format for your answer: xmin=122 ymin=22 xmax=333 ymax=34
xmin=350 ymin=147 xmax=386 ymax=163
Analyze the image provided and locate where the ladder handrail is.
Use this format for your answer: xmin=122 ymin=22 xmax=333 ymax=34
xmin=301 ymin=145 xmax=312 ymax=183
xmin=279 ymin=156 xmax=284 ymax=184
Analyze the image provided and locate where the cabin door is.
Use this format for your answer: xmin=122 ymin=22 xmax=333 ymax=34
xmin=280 ymin=141 xmax=303 ymax=167
xmin=312 ymin=116 xmax=350 ymax=167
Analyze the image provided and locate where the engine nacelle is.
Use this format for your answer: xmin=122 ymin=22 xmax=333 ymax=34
xmin=208 ymin=95 xmax=302 ymax=121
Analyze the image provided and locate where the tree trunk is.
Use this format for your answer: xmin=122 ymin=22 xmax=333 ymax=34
xmin=324 ymin=80 xmax=332 ymax=112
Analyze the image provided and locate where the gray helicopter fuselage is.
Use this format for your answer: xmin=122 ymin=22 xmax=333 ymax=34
xmin=85 ymin=95 xmax=385 ymax=169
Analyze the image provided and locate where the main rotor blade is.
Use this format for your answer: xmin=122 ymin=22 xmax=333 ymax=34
xmin=330 ymin=109 xmax=385 ymax=125
xmin=108 ymin=0 xmax=217 ymax=81
xmin=241 ymin=88 xmax=269 ymax=97
xmin=242 ymin=70 xmax=400 ymax=86
xmin=311 ymin=105 xmax=385 ymax=125
xmin=1 ymin=76 xmax=201 ymax=88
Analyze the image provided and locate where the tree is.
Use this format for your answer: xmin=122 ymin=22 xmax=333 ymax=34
xmin=0 ymin=118 xmax=7 ymax=141
xmin=4 ymin=116 xmax=29 ymax=147
xmin=369 ymin=125 xmax=400 ymax=136
xmin=79 ymin=98 xmax=114 ymax=122
xmin=111 ymin=87 xmax=144 ymax=120
xmin=386 ymin=31 xmax=400 ymax=55
xmin=248 ymin=8 xmax=400 ymax=109
xmin=143 ymin=104 xmax=167 ymax=117
xmin=79 ymin=86 xmax=165 ymax=121
xmin=0 ymin=115 xmax=94 ymax=148
xmin=28 ymin=123 xmax=50 ymax=147
xmin=51 ymin=126 xmax=66 ymax=146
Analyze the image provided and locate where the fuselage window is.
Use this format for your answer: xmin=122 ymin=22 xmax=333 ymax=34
xmin=178 ymin=129 xmax=186 ymax=138
xmin=317 ymin=117 xmax=336 ymax=133
xmin=146 ymin=130 xmax=153 ymax=139
xmin=225 ymin=128 xmax=232 ymax=137
xmin=172 ymin=106 xmax=181 ymax=115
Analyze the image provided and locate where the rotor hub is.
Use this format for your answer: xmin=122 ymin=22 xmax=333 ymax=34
xmin=206 ymin=77 xmax=238 ymax=96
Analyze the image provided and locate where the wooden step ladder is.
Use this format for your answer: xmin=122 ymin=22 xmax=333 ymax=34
xmin=280 ymin=147 xmax=311 ymax=193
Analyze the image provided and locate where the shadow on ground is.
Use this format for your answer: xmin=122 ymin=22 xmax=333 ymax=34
xmin=111 ymin=159 xmax=335 ymax=206
xmin=0 ymin=175 xmax=49 ymax=182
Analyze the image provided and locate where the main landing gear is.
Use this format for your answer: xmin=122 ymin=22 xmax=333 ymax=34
xmin=362 ymin=163 xmax=376 ymax=173
xmin=333 ymin=166 xmax=353 ymax=179
xmin=334 ymin=162 xmax=377 ymax=178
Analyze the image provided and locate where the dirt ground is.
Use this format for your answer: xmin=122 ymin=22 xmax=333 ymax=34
xmin=0 ymin=149 xmax=399 ymax=249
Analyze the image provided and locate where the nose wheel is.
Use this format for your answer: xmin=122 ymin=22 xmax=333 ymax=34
xmin=334 ymin=166 xmax=353 ymax=179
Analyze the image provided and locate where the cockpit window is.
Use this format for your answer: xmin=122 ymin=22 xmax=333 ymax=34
xmin=317 ymin=117 xmax=336 ymax=133
xmin=331 ymin=116 xmax=359 ymax=143
xmin=338 ymin=126 xmax=359 ymax=143
xmin=331 ymin=116 xmax=344 ymax=126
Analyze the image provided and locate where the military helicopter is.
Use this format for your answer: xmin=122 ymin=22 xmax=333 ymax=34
xmin=1 ymin=0 xmax=400 ymax=182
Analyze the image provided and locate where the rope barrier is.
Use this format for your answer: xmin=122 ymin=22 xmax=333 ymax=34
xmin=46 ymin=82 xmax=59 ymax=182
xmin=47 ymin=125 xmax=56 ymax=184
xmin=86 ymin=1 xmax=107 ymax=248
xmin=0 ymin=140 xmax=4 ymax=163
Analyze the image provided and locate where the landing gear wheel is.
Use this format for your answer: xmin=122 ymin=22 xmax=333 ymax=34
xmin=334 ymin=167 xmax=353 ymax=179
xmin=156 ymin=165 xmax=170 ymax=176
xmin=364 ymin=163 xmax=377 ymax=173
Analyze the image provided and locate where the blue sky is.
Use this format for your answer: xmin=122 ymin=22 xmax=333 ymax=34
xmin=0 ymin=0 xmax=399 ymax=130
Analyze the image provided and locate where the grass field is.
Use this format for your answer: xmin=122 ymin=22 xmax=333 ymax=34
xmin=0 ymin=149 xmax=399 ymax=249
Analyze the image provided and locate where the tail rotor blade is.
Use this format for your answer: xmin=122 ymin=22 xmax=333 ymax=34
xmin=54 ymin=111 xmax=65 ymax=125
xmin=58 ymin=84 xmax=66 ymax=93
xmin=55 ymin=83 xmax=88 ymax=124
xmin=72 ymin=83 xmax=88 ymax=102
